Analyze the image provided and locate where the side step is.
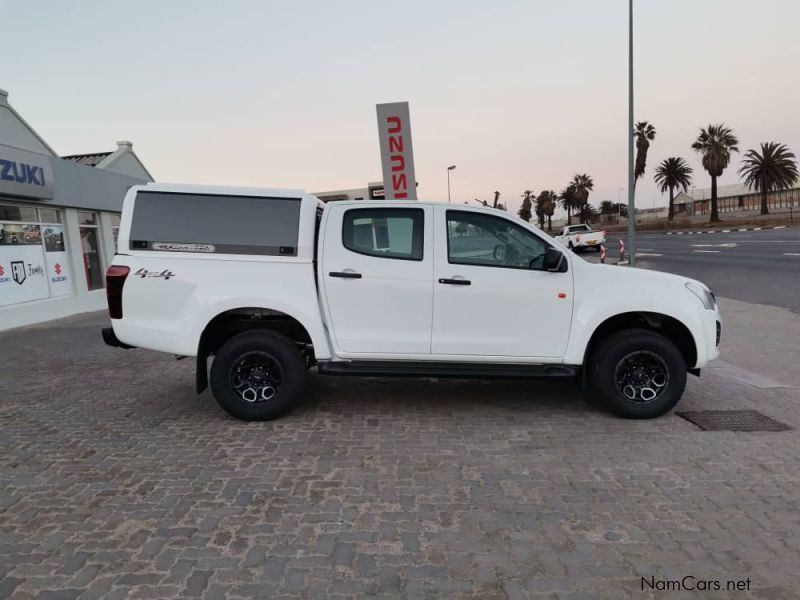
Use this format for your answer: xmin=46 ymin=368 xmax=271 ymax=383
xmin=317 ymin=360 xmax=579 ymax=380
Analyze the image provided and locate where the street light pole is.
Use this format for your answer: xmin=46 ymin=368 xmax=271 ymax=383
xmin=618 ymin=187 xmax=623 ymax=220
xmin=447 ymin=165 xmax=456 ymax=203
xmin=627 ymin=0 xmax=636 ymax=266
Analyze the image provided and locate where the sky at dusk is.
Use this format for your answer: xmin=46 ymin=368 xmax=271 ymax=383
xmin=2 ymin=0 xmax=798 ymax=216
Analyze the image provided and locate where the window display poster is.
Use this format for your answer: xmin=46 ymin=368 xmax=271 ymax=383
xmin=0 ymin=243 xmax=50 ymax=306
xmin=42 ymin=225 xmax=71 ymax=297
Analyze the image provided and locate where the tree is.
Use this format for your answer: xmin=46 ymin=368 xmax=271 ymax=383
xmin=634 ymin=121 xmax=656 ymax=186
xmin=538 ymin=190 xmax=557 ymax=232
xmin=654 ymin=157 xmax=693 ymax=221
xmin=518 ymin=190 xmax=534 ymax=222
xmin=570 ymin=174 xmax=594 ymax=223
xmin=577 ymin=203 xmax=599 ymax=224
xmin=559 ymin=186 xmax=577 ymax=225
xmin=691 ymin=124 xmax=739 ymax=222
xmin=738 ymin=142 xmax=799 ymax=215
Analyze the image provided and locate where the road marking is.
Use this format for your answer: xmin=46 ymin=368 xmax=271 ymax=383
xmin=636 ymin=253 xmax=663 ymax=257
xmin=722 ymin=229 xmax=730 ymax=232
xmin=691 ymin=243 xmax=737 ymax=248
xmin=784 ymin=253 xmax=800 ymax=256
xmin=753 ymin=227 xmax=761 ymax=231
xmin=774 ymin=226 xmax=786 ymax=230
xmin=739 ymin=228 xmax=748 ymax=231
xmin=693 ymin=250 xmax=720 ymax=253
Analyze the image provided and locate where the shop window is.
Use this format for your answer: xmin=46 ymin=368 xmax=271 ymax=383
xmin=79 ymin=212 xmax=103 ymax=290
xmin=78 ymin=211 xmax=97 ymax=226
xmin=0 ymin=205 xmax=71 ymax=306
xmin=37 ymin=208 xmax=62 ymax=224
xmin=0 ymin=204 xmax=37 ymax=222
xmin=110 ymin=213 xmax=121 ymax=251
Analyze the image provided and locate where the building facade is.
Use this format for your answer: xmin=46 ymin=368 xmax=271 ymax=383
xmin=0 ymin=89 xmax=153 ymax=331
xmin=673 ymin=183 xmax=800 ymax=216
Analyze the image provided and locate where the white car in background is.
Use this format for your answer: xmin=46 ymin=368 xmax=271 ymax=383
xmin=556 ymin=224 xmax=606 ymax=252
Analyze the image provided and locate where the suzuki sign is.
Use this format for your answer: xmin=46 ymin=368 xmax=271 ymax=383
xmin=0 ymin=145 xmax=55 ymax=200
xmin=376 ymin=102 xmax=417 ymax=200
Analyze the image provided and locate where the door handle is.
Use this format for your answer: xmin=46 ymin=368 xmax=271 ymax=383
xmin=329 ymin=271 xmax=362 ymax=279
xmin=438 ymin=278 xmax=471 ymax=285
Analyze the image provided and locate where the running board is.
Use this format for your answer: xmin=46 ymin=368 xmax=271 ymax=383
xmin=317 ymin=361 xmax=579 ymax=379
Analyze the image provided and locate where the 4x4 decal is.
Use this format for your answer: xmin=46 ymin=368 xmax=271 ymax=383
xmin=134 ymin=268 xmax=175 ymax=280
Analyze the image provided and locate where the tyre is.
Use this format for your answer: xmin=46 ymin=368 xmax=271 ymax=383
xmin=586 ymin=328 xmax=686 ymax=419
xmin=568 ymin=242 xmax=575 ymax=252
xmin=210 ymin=330 xmax=306 ymax=420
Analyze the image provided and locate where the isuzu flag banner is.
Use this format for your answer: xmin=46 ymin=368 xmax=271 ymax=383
xmin=376 ymin=102 xmax=417 ymax=200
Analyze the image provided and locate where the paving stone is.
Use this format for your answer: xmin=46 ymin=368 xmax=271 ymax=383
xmin=1 ymin=311 xmax=799 ymax=598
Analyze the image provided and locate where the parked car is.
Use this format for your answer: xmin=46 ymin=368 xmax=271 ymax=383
xmin=103 ymin=184 xmax=721 ymax=421
xmin=556 ymin=224 xmax=606 ymax=251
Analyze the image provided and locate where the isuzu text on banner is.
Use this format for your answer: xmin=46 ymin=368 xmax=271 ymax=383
xmin=376 ymin=102 xmax=417 ymax=200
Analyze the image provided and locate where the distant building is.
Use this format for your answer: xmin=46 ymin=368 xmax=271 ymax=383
xmin=314 ymin=181 xmax=384 ymax=202
xmin=673 ymin=183 xmax=800 ymax=216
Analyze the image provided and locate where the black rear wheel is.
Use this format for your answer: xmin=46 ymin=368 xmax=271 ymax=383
xmin=587 ymin=328 xmax=687 ymax=419
xmin=210 ymin=330 xmax=306 ymax=420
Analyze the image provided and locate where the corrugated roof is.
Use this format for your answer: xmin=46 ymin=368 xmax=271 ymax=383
xmin=61 ymin=152 xmax=112 ymax=167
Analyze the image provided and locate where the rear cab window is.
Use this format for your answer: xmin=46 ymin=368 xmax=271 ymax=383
xmin=128 ymin=191 xmax=302 ymax=256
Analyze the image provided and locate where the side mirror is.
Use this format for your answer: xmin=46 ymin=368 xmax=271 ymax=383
xmin=544 ymin=247 xmax=566 ymax=272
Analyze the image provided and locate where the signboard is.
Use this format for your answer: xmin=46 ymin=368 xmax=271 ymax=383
xmin=368 ymin=186 xmax=385 ymax=199
xmin=0 ymin=243 xmax=50 ymax=306
xmin=0 ymin=144 xmax=55 ymax=200
xmin=42 ymin=225 xmax=71 ymax=297
xmin=376 ymin=102 xmax=417 ymax=200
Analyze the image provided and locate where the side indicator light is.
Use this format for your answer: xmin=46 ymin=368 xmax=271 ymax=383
xmin=558 ymin=293 xmax=567 ymax=299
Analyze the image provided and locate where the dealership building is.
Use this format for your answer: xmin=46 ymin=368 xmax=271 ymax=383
xmin=0 ymin=88 xmax=153 ymax=331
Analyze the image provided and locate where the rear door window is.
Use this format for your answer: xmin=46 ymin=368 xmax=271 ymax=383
xmin=342 ymin=208 xmax=424 ymax=261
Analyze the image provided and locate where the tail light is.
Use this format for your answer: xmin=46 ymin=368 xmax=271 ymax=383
xmin=106 ymin=265 xmax=130 ymax=319
xmin=576 ymin=235 xmax=581 ymax=242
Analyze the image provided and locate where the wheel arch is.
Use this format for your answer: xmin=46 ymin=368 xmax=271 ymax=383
xmin=582 ymin=311 xmax=698 ymax=371
xmin=195 ymin=305 xmax=321 ymax=393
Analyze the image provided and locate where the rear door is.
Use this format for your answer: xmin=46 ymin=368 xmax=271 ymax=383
xmin=431 ymin=207 xmax=573 ymax=359
xmin=320 ymin=203 xmax=433 ymax=355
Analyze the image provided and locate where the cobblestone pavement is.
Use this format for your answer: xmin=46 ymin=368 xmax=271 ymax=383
xmin=2 ymin=310 xmax=800 ymax=599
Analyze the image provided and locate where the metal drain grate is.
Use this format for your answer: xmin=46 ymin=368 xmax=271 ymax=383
xmin=676 ymin=410 xmax=792 ymax=432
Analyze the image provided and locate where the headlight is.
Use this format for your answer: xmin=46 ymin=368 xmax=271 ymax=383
xmin=686 ymin=281 xmax=716 ymax=311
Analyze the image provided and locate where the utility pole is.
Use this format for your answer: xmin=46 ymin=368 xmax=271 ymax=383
xmin=627 ymin=0 xmax=636 ymax=266
xmin=447 ymin=165 xmax=456 ymax=202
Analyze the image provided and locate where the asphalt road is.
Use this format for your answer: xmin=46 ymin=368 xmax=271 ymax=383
xmin=587 ymin=226 xmax=800 ymax=313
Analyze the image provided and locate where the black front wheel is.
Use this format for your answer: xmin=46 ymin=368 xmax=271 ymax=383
xmin=210 ymin=330 xmax=306 ymax=420
xmin=587 ymin=328 xmax=687 ymax=419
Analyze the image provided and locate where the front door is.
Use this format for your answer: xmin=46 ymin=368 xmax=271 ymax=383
xmin=432 ymin=208 xmax=573 ymax=359
xmin=321 ymin=204 xmax=433 ymax=355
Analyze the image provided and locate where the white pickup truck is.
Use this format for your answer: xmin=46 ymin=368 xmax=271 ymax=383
xmin=103 ymin=183 xmax=720 ymax=421
xmin=556 ymin=224 xmax=606 ymax=251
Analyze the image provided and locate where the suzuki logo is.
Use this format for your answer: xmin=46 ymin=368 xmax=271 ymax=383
xmin=54 ymin=263 xmax=62 ymax=275
xmin=11 ymin=261 xmax=26 ymax=285
xmin=0 ymin=159 xmax=46 ymax=186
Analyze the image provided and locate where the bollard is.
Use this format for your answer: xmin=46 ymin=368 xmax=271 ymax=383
xmin=599 ymin=244 xmax=606 ymax=263
xmin=619 ymin=238 xmax=625 ymax=263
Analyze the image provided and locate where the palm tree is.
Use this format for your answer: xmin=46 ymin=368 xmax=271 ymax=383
xmin=559 ymin=186 xmax=577 ymax=225
xmin=691 ymin=124 xmax=739 ymax=222
xmin=634 ymin=121 xmax=656 ymax=186
xmin=571 ymin=174 xmax=594 ymax=223
xmin=519 ymin=190 xmax=534 ymax=222
xmin=539 ymin=190 xmax=557 ymax=232
xmin=654 ymin=157 xmax=693 ymax=221
xmin=738 ymin=142 xmax=799 ymax=215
